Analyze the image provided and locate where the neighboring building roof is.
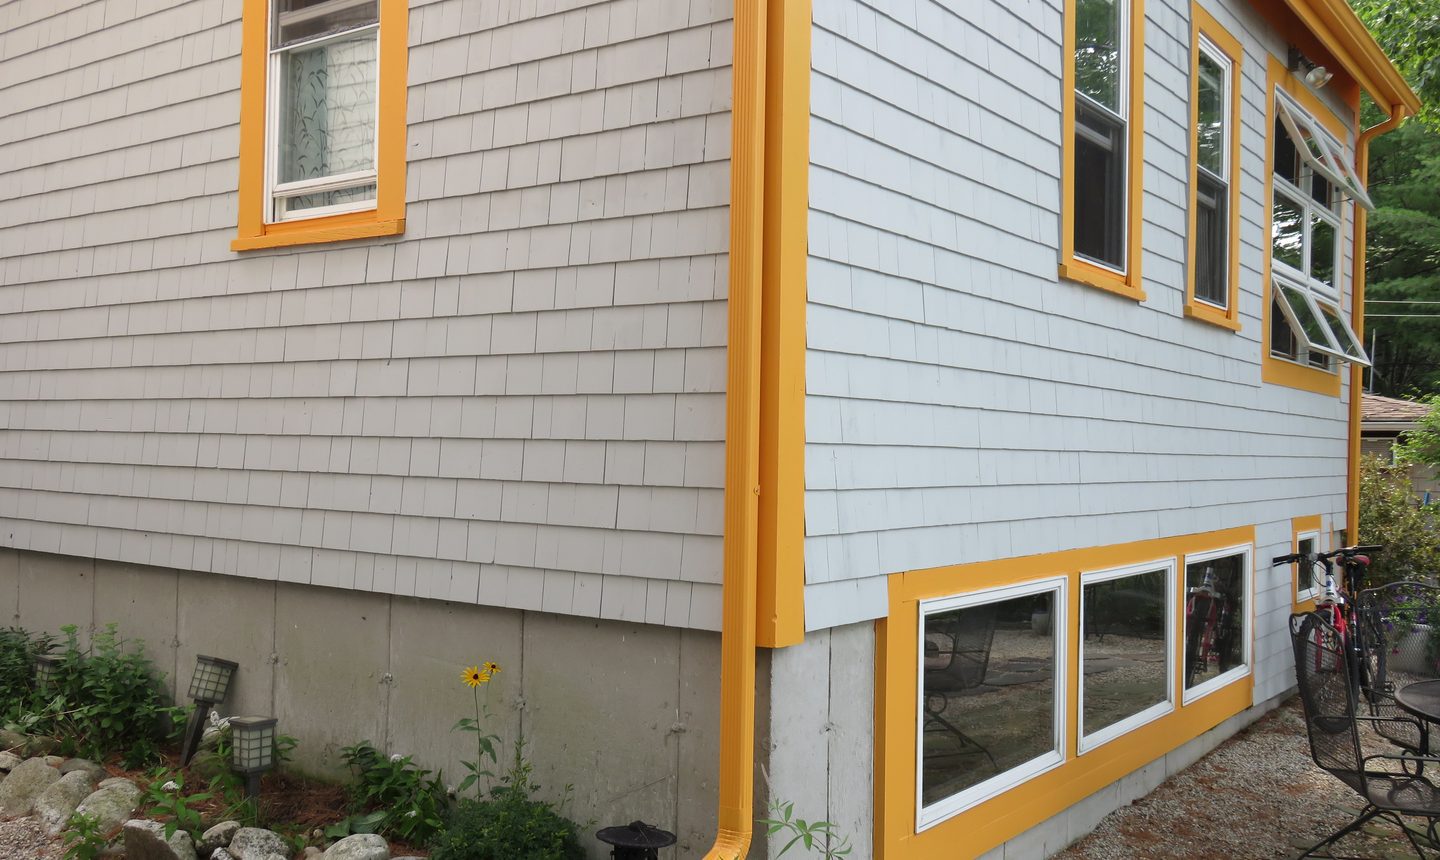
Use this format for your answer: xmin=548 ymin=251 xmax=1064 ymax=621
xmin=1362 ymin=392 xmax=1432 ymax=432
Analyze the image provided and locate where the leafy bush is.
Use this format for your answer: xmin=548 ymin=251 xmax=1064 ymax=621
xmin=1359 ymin=455 xmax=1440 ymax=584
xmin=0 ymin=627 xmax=51 ymax=720
xmin=339 ymin=740 xmax=449 ymax=845
xmin=10 ymin=624 xmax=175 ymax=760
xmin=143 ymin=773 xmax=211 ymax=840
xmin=61 ymin=812 xmax=106 ymax=860
xmin=429 ymin=739 xmax=585 ymax=860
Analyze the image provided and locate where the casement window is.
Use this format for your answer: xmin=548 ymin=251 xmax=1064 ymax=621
xmin=233 ymin=0 xmax=407 ymax=250
xmin=1181 ymin=545 xmax=1252 ymax=704
xmin=1264 ymin=79 xmax=1371 ymax=386
xmin=918 ymin=577 xmax=1068 ymax=828
xmin=1062 ymin=0 xmax=1145 ymax=299
xmin=1078 ymin=560 xmax=1174 ymax=753
xmin=1186 ymin=8 xmax=1242 ymax=328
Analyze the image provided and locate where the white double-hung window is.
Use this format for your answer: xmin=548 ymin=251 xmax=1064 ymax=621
xmin=267 ymin=0 xmax=381 ymax=222
xmin=1269 ymin=91 xmax=1371 ymax=369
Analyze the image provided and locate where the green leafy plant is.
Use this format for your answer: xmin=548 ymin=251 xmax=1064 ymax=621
xmin=0 ymin=627 xmax=51 ymax=722
xmin=453 ymin=661 xmax=502 ymax=796
xmin=339 ymin=740 xmax=449 ymax=845
xmin=61 ymin=811 xmax=107 ymax=860
xmin=144 ymin=772 xmax=211 ymax=840
xmin=429 ymin=737 xmax=586 ymax=860
xmin=759 ymin=799 xmax=853 ymax=858
xmin=1359 ymin=455 xmax=1440 ymax=584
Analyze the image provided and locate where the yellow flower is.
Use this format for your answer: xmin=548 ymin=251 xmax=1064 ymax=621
xmin=461 ymin=666 xmax=485 ymax=688
xmin=483 ymin=661 xmax=501 ymax=675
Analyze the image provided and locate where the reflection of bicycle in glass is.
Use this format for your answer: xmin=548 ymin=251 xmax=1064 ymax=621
xmin=1185 ymin=566 xmax=1238 ymax=688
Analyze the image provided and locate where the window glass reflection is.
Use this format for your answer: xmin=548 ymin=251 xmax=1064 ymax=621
xmin=1184 ymin=553 xmax=1247 ymax=690
xmin=921 ymin=591 xmax=1058 ymax=808
xmin=1082 ymin=569 xmax=1168 ymax=738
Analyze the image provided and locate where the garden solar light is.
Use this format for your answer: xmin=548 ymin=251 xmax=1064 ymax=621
xmin=596 ymin=821 xmax=677 ymax=860
xmin=180 ymin=654 xmax=239 ymax=766
xmin=229 ymin=715 xmax=277 ymax=800
xmin=33 ymin=652 xmax=60 ymax=688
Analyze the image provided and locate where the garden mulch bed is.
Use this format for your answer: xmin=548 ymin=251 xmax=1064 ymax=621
xmin=1058 ymin=696 xmax=1421 ymax=860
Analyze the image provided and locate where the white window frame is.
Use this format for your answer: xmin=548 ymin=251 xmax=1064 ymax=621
xmin=1294 ymin=530 xmax=1322 ymax=604
xmin=1078 ymin=559 xmax=1176 ymax=754
xmin=1073 ymin=0 xmax=1131 ymax=275
xmin=916 ymin=576 xmax=1069 ymax=831
xmin=264 ymin=0 xmax=381 ymax=224
xmin=1270 ymin=92 xmax=1371 ymax=368
xmin=1193 ymin=36 xmax=1233 ymax=311
xmin=1181 ymin=543 xmax=1254 ymax=705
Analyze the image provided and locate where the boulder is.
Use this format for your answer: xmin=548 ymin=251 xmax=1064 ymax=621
xmin=0 ymin=751 xmax=20 ymax=772
xmin=0 ymin=757 xmax=60 ymax=818
xmin=322 ymin=833 xmax=389 ymax=860
xmin=75 ymin=778 xmax=142 ymax=834
xmin=211 ymin=851 xmax=235 ymax=860
xmin=59 ymin=758 xmax=108 ymax=783
xmin=26 ymin=735 xmax=60 ymax=756
xmin=35 ymin=769 xmax=96 ymax=834
xmin=0 ymin=729 xmax=27 ymax=754
xmin=123 ymin=819 xmax=198 ymax=860
xmin=227 ymin=827 xmax=289 ymax=860
xmin=198 ymin=820 xmax=241 ymax=858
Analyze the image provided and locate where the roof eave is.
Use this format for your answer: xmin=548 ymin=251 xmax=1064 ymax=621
xmin=1280 ymin=0 xmax=1422 ymax=118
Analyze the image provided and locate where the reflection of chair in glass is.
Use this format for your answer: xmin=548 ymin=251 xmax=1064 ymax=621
xmin=1290 ymin=611 xmax=1440 ymax=858
xmin=922 ymin=606 xmax=998 ymax=772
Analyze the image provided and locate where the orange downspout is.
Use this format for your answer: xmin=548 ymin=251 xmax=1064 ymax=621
xmin=705 ymin=0 xmax=767 ymax=856
xmin=1348 ymin=105 xmax=1408 ymax=539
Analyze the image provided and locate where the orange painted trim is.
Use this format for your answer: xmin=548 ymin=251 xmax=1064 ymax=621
xmin=755 ymin=0 xmax=809 ymax=650
xmin=1260 ymin=55 xmax=1343 ymax=397
xmin=1291 ymin=514 xmax=1323 ymax=610
xmin=1267 ymin=0 xmax=1419 ymax=117
xmin=232 ymin=0 xmax=409 ymax=252
xmin=875 ymin=527 xmax=1257 ymax=859
xmin=703 ymin=0 xmax=766 ymax=854
xmin=1059 ymin=0 xmax=1145 ymax=300
xmin=1185 ymin=6 xmax=1243 ymax=332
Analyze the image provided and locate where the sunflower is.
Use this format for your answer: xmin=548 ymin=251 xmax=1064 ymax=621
xmin=482 ymin=661 xmax=501 ymax=675
xmin=461 ymin=665 xmax=486 ymax=688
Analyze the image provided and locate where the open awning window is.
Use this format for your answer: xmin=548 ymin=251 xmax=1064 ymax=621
xmin=1273 ymin=277 xmax=1371 ymax=367
xmin=1275 ymin=95 xmax=1374 ymax=211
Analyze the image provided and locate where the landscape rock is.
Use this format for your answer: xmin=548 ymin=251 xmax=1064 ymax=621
xmin=322 ymin=833 xmax=388 ymax=860
xmin=198 ymin=820 xmax=241 ymax=858
xmin=227 ymin=827 xmax=289 ymax=860
xmin=0 ymin=757 xmax=60 ymax=818
xmin=124 ymin=819 xmax=198 ymax=860
xmin=75 ymin=777 xmax=143 ymax=834
xmin=211 ymin=851 xmax=235 ymax=860
xmin=60 ymin=758 xmax=108 ymax=783
xmin=42 ymin=755 xmax=63 ymax=767
xmin=0 ymin=751 xmax=20 ymax=772
xmin=26 ymin=735 xmax=60 ymax=756
xmin=35 ymin=769 xmax=96 ymax=834
xmin=0 ymin=730 xmax=27 ymax=754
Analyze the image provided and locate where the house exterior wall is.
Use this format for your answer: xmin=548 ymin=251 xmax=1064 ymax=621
xmin=0 ymin=0 xmax=733 ymax=630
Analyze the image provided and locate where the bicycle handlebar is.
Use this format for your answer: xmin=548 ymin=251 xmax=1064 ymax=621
xmin=1271 ymin=544 xmax=1383 ymax=567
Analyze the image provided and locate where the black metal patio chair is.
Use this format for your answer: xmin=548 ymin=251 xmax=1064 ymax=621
xmin=922 ymin=605 xmax=999 ymax=772
xmin=1291 ymin=611 xmax=1440 ymax=858
xmin=1356 ymin=582 xmax=1440 ymax=755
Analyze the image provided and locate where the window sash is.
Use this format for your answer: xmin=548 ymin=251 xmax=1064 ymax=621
xmin=1074 ymin=96 xmax=1129 ymax=272
xmin=1316 ymin=297 xmax=1371 ymax=366
xmin=1077 ymin=560 xmax=1175 ymax=754
xmin=1196 ymin=38 xmax=1230 ymax=182
xmin=1181 ymin=545 xmax=1253 ymax=705
xmin=916 ymin=577 xmax=1069 ymax=830
xmin=1275 ymin=95 xmax=1374 ymax=211
xmin=1274 ymin=278 xmax=1346 ymax=360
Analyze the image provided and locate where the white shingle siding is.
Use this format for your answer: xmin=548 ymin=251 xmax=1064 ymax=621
xmin=0 ymin=0 xmax=732 ymax=630
xmin=806 ymin=0 xmax=1356 ymax=701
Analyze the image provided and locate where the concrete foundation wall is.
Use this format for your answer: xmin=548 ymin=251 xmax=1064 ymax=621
xmin=0 ymin=548 xmax=720 ymax=858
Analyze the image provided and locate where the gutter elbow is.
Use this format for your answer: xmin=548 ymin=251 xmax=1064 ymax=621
xmin=703 ymin=827 xmax=753 ymax=860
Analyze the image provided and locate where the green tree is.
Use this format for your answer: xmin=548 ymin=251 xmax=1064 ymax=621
xmin=1350 ymin=0 xmax=1440 ymax=127
xmin=1358 ymin=455 xmax=1440 ymax=582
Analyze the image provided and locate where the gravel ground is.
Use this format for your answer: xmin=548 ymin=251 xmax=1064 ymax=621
xmin=0 ymin=816 xmax=60 ymax=859
xmin=1058 ymin=697 xmax=1421 ymax=860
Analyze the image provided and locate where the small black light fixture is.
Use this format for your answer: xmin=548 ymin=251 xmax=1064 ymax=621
xmin=180 ymin=654 xmax=240 ymax=766
xmin=1288 ymin=46 xmax=1333 ymax=88
xmin=596 ymin=821 xmax=677 ymax=860
xmin=229 ymin=715 xmax=278 ymax=800
xmin=33 ymin=652 xmax=61 ymax=689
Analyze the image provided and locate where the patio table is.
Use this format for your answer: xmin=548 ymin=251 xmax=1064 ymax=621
xmin=1395 ymin=679 xmax=1440 ymax=724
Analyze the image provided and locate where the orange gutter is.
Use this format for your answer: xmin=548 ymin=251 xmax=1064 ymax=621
xmin=1348 ymin=106 xmax=1409 ymax=539
xmin=704 ymin=0 xmax=767 ymax=854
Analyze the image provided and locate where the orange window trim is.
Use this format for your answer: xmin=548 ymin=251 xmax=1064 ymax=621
xmin=1185 ymin=6 xmax=1243 ymax=331
xmin=232 ymin=0 xmax=408 ymax=252
xmin=1060 ymin=0 xmax=1146 ymax=301
xmin=1291 ymin=514 xmax=1323 ymax=610
xmin=1260 ymin=54 xmax=1345 ymax=396
xmin=875 ymin=526 xmax=1257 ymax=859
